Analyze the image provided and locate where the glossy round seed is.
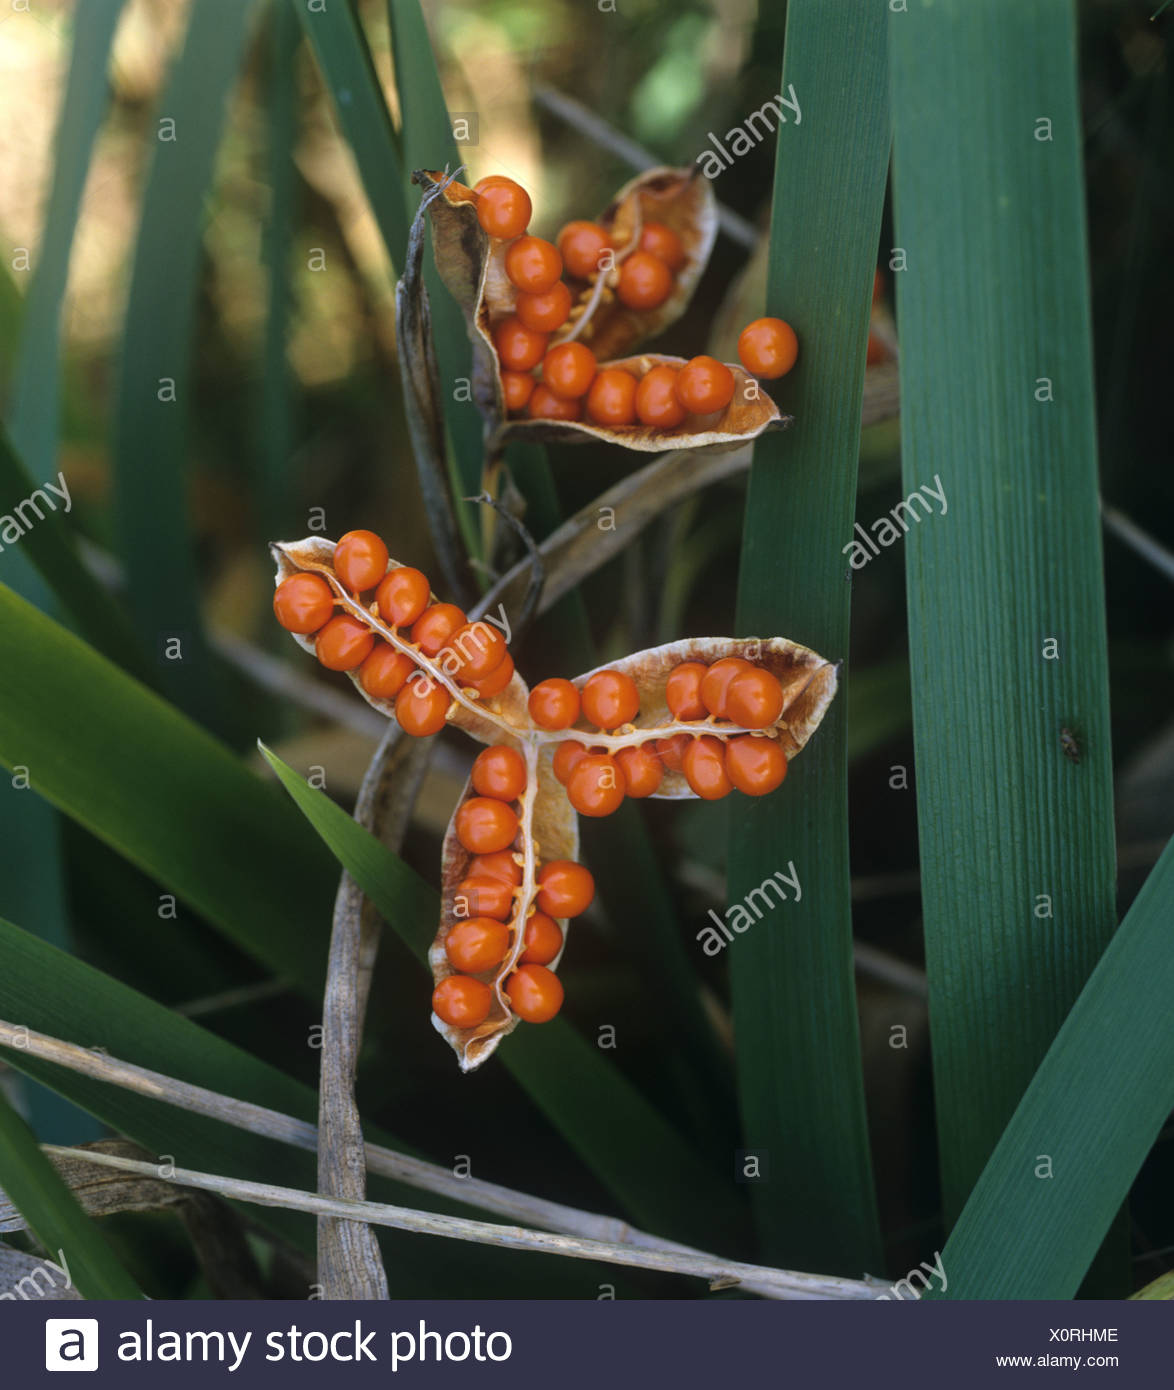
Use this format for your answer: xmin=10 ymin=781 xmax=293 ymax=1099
xmin=333 ymin=530 xmax=388 ymax=592
xmin=432 ymin=974 xmax=493 ymax=1028
xmin=315 ymin=615 xmax=375 ymax=671
xmin=682 ymin=735 xmax=734 ymax=799
xmin=505 ymin=963 xmax=564 ymax=1023
xmin=665 ymin=661 xmax=708 ymax=720
xmin=634 ymin=364 xmax=687 ymax=429
xmin=475 ymin=178 xmax=531 ymax=239
xmin=504 ymin=235 xmax=563 ymax=294
xmin=376 ymin=566 xmax=431 ymax=627
xmin=617 ymin=250 xmax=672 ymax=310
xmin=453 ymin=875 xmax=515 ymax=921
xmin=455 ymin=797 xmax=519 ymax=855
xmin=501 ymin=370 xmax=536 ymax=413
xmin=515 ymin=280 xmax=573 ymax=334
xmin=527 ymin=385 xmax=582 ymax=422
xmin=358 ymin=644 xmax=416 ymax=700
xmin=726 ymin=667 xmax=785 ymax=729
xmin=469 ymin=850 xmax=522 ymax=884
xmin=542 ymin=342 xmax=597 ymax=400
xmin=536 ymin=860 xmax=595 ymax=917
xmin=638 ymin=220 xmax=685 ymax=271
xmin=466 ymin=652 xmax=515 ymax=698
xmin=449 ymin=621 xmax=508 ymax=681
xmin=737 ymin=317 xmax=798 ymax=379
xmin=395 ymin=676 xmax=450 ymax=737
xmin=557 ymin=220 xmax=612 ymax=279
xmin=581 ymin=669 xmax=640 ymax=729
xmin=654 ymin=732 xmax=691 ymax=772
xmin=616 ymin=742 xmax=663 ymax=798
xmin=528 ymin=678 xmax=581 ymax=730
xmin=471 ymin=744 xmax=527 ymax=801
xmin=445 ymin=917 xmax=511 ymax=974
xmin=699 ymin=657 xmax=755 ymax=719
xmin=551 ymin=739 xmax=589 ymax=785
xmin=725 ymin=735 xmax=788 ymax=797
xmin=273 ymin=573 xmax=334 ymax=634
xmin=411 ymin=603 xmax=467 ymax=657
xmin=519 ymin=912 xmax=563 ymax=966
xmin=586 ymin=368 xmax=638 ymax=426
xmin=676 ymin=356 xmax=736 ymax=414
xmin=567 ymin=753 xmax=626 ymax=817
xmin=495 ymin=316 xmax=548 ymax=372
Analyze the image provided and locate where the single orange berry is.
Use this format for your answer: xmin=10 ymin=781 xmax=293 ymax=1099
xmin=501 ymin=370 xmax=536 ymax=413
xmin=432 ymin=974 xmax=493 ymax=1028
xmin=527 ymin=384 xmax=582 ymax=421
xmin=505 ymin=963 xmax=564 ymax=1023
xmin=316 ymin=614 xmax=374 ymax=671
xmin=333 ymin=530 xmax=388 ymax=592
xmin=273 ymin=573 xmax=334 ymax=634
xmin=737 ymin=317 xmax=798 ymax=379
xmin=495 ymin=315 xmax=548 ymax=372
xmin=866 ymin=332 xmax=887 ymax=365
xmin=453 ymin=875 xmax=515 ymax=921
xmin=395 ymin=675 xmax=450 ymax=737
xmin=665 ymin=661 xmax=708 ymax=720
xmin=568 ymin=753 xmax=626 ymax=817
xmin=358 ymin=643 xmax=416 ymax=700
xmin=504 ymin=235 xmax=563 ymax=294
xmin=410 ymin=602 xmax=467 ymax=657
xmin=725 ymin=735 xmax=788 ymax=797
xmin=682 ymin=735 xmax=733 ymax=800
xmin=528 ymin=677 xmax=581 ymax=730
xmin=449 ymin=621 xmax=508 ymax=681
xmin=551 ymin=739 xmax=589 ymax=785
xmin=581 ymin=669 xmax=640 ymax=729
xmin=638 ymin=221 xmax=685 ymax=271
xmin=472 ymin=175 xmax=513 ymax=194
xmin=615 ymin=743 xmax=664 ymax=798
xmin=475 ymin=178 xmax=531 ymax=239
xmin=515 ymin=280 xmax=572 ymax=334
xmin=536 ymin=860 xmax=595 ymax=917
xmin=726 ymin=667 xmax=785 ymax=729
xmin=699 ymin=657 xmax=755 ymax=719
xmin=376 ymin=566 xmax=431 ymax=627
xmin=455 ymin=797 xmax=519 ymax=855
xmin=469 ymin=850 xmax=522 ymax=884
xmin=634 ymin=364 xmax=687 ymax=429
xmin=586 ymin=368 xmax=638 ymax=427
xmin=557 ymin=220 xmax=612 ymax=279
xmin=472 ymin=744 xmax=527 ymax=801
xmin=542 ymin=342 xmax=597 ymax=400
xmin=466 ymin=652 xmax=515 ymax=698
xmin=617 ymin=249 xmax=672 ymax=311
xmin=519 ymin=912 xmax=563 ymax=966
xmin=654 ymin=732 xmax=690 ymax=772
xmin=445 ymin=917 xmax=511 ymax=975
xmin=676 ymin=356 xmax=736 ymax=414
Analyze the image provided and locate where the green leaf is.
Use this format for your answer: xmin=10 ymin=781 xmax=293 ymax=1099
xmin=295 ymin=0 xmax=410 ymax=270
xmin=0 ymin=583 xmax=336 ymax=996
xmin=112 ymin=0 xmax=262 ymax=735
xmin=0 ymin=1089 xmax=142 ymax=1299
xmin=728 ymin=0 xmax=889 ymax=1275
xmin=259 ymin=742 xmax=748 ymax=1249
xmin=926 ymin=838 xmax=1174 ymax=1298
xmin=889 ymin=0 xmax=1118 ymax=1243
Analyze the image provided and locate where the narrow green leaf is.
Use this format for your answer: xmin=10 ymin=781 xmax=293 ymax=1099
xmin=927 ymin=839 xmax=1174 ymax=1298
xmin=259 ymin=742 xmax=748 ymax=1248
xmin=0 ymin=1089 xmax=142 ymax=1299
xmin=729 ymin=0 xmax=889 ymax=1274
xmin=112 ymin=0 xmax=262 ymax=734
xmin=0 ymin=584 xmax=335 ymax=996
xmin=889 ymin=0 xmax=1118 ymax=1234
xmin=294 ymin=0 xmax=410 ymax=269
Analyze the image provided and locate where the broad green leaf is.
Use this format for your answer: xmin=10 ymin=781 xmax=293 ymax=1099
xmin=260 ymin=743 xmax=748 ymax=1249
xmin=729 ymin=0 xmax=889 ymax=1275
xmin=0 ymin=1089 xmax=142 ymax=1299
xmin=890 ymin=0 xmax=1119 ymax=1264
xmin=926 ymin=838 xmax=1174 ymax=1298
xmin=0 ymin=584 xmax=335 ymax=996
